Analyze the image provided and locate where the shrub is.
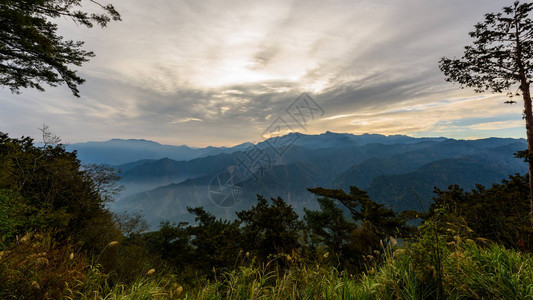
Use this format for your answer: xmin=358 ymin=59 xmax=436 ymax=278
xmin=0 ymin=232 xmax=89 ymax=299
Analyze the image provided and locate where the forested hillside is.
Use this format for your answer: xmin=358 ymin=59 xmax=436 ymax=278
xmin=1 ymin=131 xmax=532 ymax=299
xmin=2 ymin=0 xmax=532 ymax=297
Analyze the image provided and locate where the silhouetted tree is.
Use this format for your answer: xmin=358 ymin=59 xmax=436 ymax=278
xmin=142 ymin=221 xmax=191 ymax=269
xmin=304 ymin=196 xmax=356 ymax=268
xmin=307 ymin=186 xmax=412 ymax=271
xmin=0 ymin=0 xmax=120 ymax=96
xmin=237 ymin=196 xmax=303 ymax=261
xmin=0 ymin=131 xmax=122 ymax=250
xmin=308 ymin=186 xmax=407 ymax=239
xmin=430 ymin=174 xmax=533 ymax=250
xmin=305 ymin=196 xmax=354 ymax=254
xmin=187 ymin=207 xmax=242 ymax=274
xmin=439 ymin=1 xmax=533 ymax=220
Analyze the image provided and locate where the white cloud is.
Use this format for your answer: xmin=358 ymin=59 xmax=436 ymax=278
xmin=0 ymin=0 xmax=524 ymax=146
xmin=171 ymin=118 xmax=203 ymax=124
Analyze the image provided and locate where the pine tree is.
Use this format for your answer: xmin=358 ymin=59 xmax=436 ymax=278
xmin=0 ymin=0 xmax=120 ymax=96
xmin=439 ymin=1 xmax=533 ymax=220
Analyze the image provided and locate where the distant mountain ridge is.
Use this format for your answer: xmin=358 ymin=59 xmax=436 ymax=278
xmin=67 ymin=132 xmax=456 ymax=165
xmin=88 ymin=132 xmax=528 ymax=228
xmin=66 ymin=138 xmax=253 ymax=164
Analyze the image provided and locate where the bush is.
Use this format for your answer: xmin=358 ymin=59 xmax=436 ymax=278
xmin=430 ymin=174 xmax=533 ymax=250
xmin=0 ymin=232 xmax=89 ymax=299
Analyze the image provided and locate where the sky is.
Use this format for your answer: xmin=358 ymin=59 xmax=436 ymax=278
xmin=0 ymin=0 xmax=527 ymax=147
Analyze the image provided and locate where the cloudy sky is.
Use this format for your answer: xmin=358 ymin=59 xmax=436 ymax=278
xmin=0 ymin=0 xmax=526 ymax=147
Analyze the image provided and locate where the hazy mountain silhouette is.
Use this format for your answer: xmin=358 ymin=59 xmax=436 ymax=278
xmin=99 ymin=132 xmax=527 ymax=227
xmin=67 ymin=138 xmax=252 ymax=164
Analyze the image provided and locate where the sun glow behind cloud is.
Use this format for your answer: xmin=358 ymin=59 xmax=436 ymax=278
xmin=0 ymin=0 xmax=525 ymax=146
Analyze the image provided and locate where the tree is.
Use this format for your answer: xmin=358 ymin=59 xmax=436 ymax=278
xmin=308 ymin=187 xmax=408 ymax=239
xmin=429 ymin=175 xmax=533 ymax=250
xmin=0 ymin=0 xmax=120 ymax=97
xmin=304 ymin=195 xmax=357 ymax=268
xmin=304 ymin=196 xmax=355 ymax=257
xmin=0 ymin=131 xmax=122 ymax=249
xmin=306 ymin=186 xmax=410 ymax=271
xmin=142 ymin=220 xmax=192 ymax=270
xmin=237 ymin=196 xmax=303 ymax=260
xmin=186 ymin=207 xmax=242 ymax=274
xmin=439 ymin=1 xmax=533 ymax=220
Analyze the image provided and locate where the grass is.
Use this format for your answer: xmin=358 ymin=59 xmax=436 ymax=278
xmin=2 ymin=235 xmax=533 ymax=299
xmin=185 ymin=242 xmax=533 ymax=299
xmin=442 ymin=241 xmax=533 ymax=299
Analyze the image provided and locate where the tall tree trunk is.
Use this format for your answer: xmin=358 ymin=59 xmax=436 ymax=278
xmin=521 ymin=81 xmax=533 ymax=223
xmin=515 ymin=15 xmax=532 ymax=224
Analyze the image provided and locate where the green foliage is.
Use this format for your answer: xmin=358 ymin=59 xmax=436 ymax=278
xmin=65 ymin=264 xmax=185 ymax=300
xmin=0 ymin=189 xmax=36 ymax=247
xmin=237 ymin=196 xmax=304 ymax=262
xmin=375 ymin=232 xmax=533 ymax=299
xmin=187 ymin=207 xmax=243 ymax=275
xmin=0 ymin=232 xmax=89 ymax=299
xmin=0 ymin=131 xmax=160 ymax=292
xmin=1 ymin=130 xmax=532 ymax=298
xmin=305 ymin=196 xmax=356 ymax=260
xmin=430 ymin=174 xmax=533 ymax=250
xmin=305 ymin=186 xmax=411 ymax=271
xmin=308 ymin=186 xmax=408 ymax=238
xmin=189 ymin=232 xmax=533 ymax=299
xmin=0 ymin=228 xmax=515 ymax=300
xmin=0 ymin=131 xmax=173 ymax=297
xmin=0 ymin=0 xmax=120 ymax=96
xmin=439 ymin=1 xmax=533 ymax=222
xmin=439 ymin=1 xmax=532 ymax=94
xmin=192 ymin=260 xmax=360 ymax=299
xmin=143 ymin=220 xmax=192 ymax=271
xmin=443 ymin=242 xmax=533 ymax=298
xmin=0 ymin=131 xmax=123 ymax=250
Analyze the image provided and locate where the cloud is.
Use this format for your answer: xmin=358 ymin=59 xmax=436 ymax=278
xmin=171 ymin=118 xmax=203 ymax=124
xmin=0 ymin=0 xmax=524 ymax=146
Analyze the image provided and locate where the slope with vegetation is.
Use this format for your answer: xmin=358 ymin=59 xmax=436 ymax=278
xmin=1 ymin=0 xmax=532 ymax=297
xmin=1 ymin=130 xmax=532 ymax=299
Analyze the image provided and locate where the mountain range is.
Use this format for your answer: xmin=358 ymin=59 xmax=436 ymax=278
xmin=67 ymin=132 xmax=528 ymax=228
xmin=66 ymin=138 xmax=253 ymax=165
